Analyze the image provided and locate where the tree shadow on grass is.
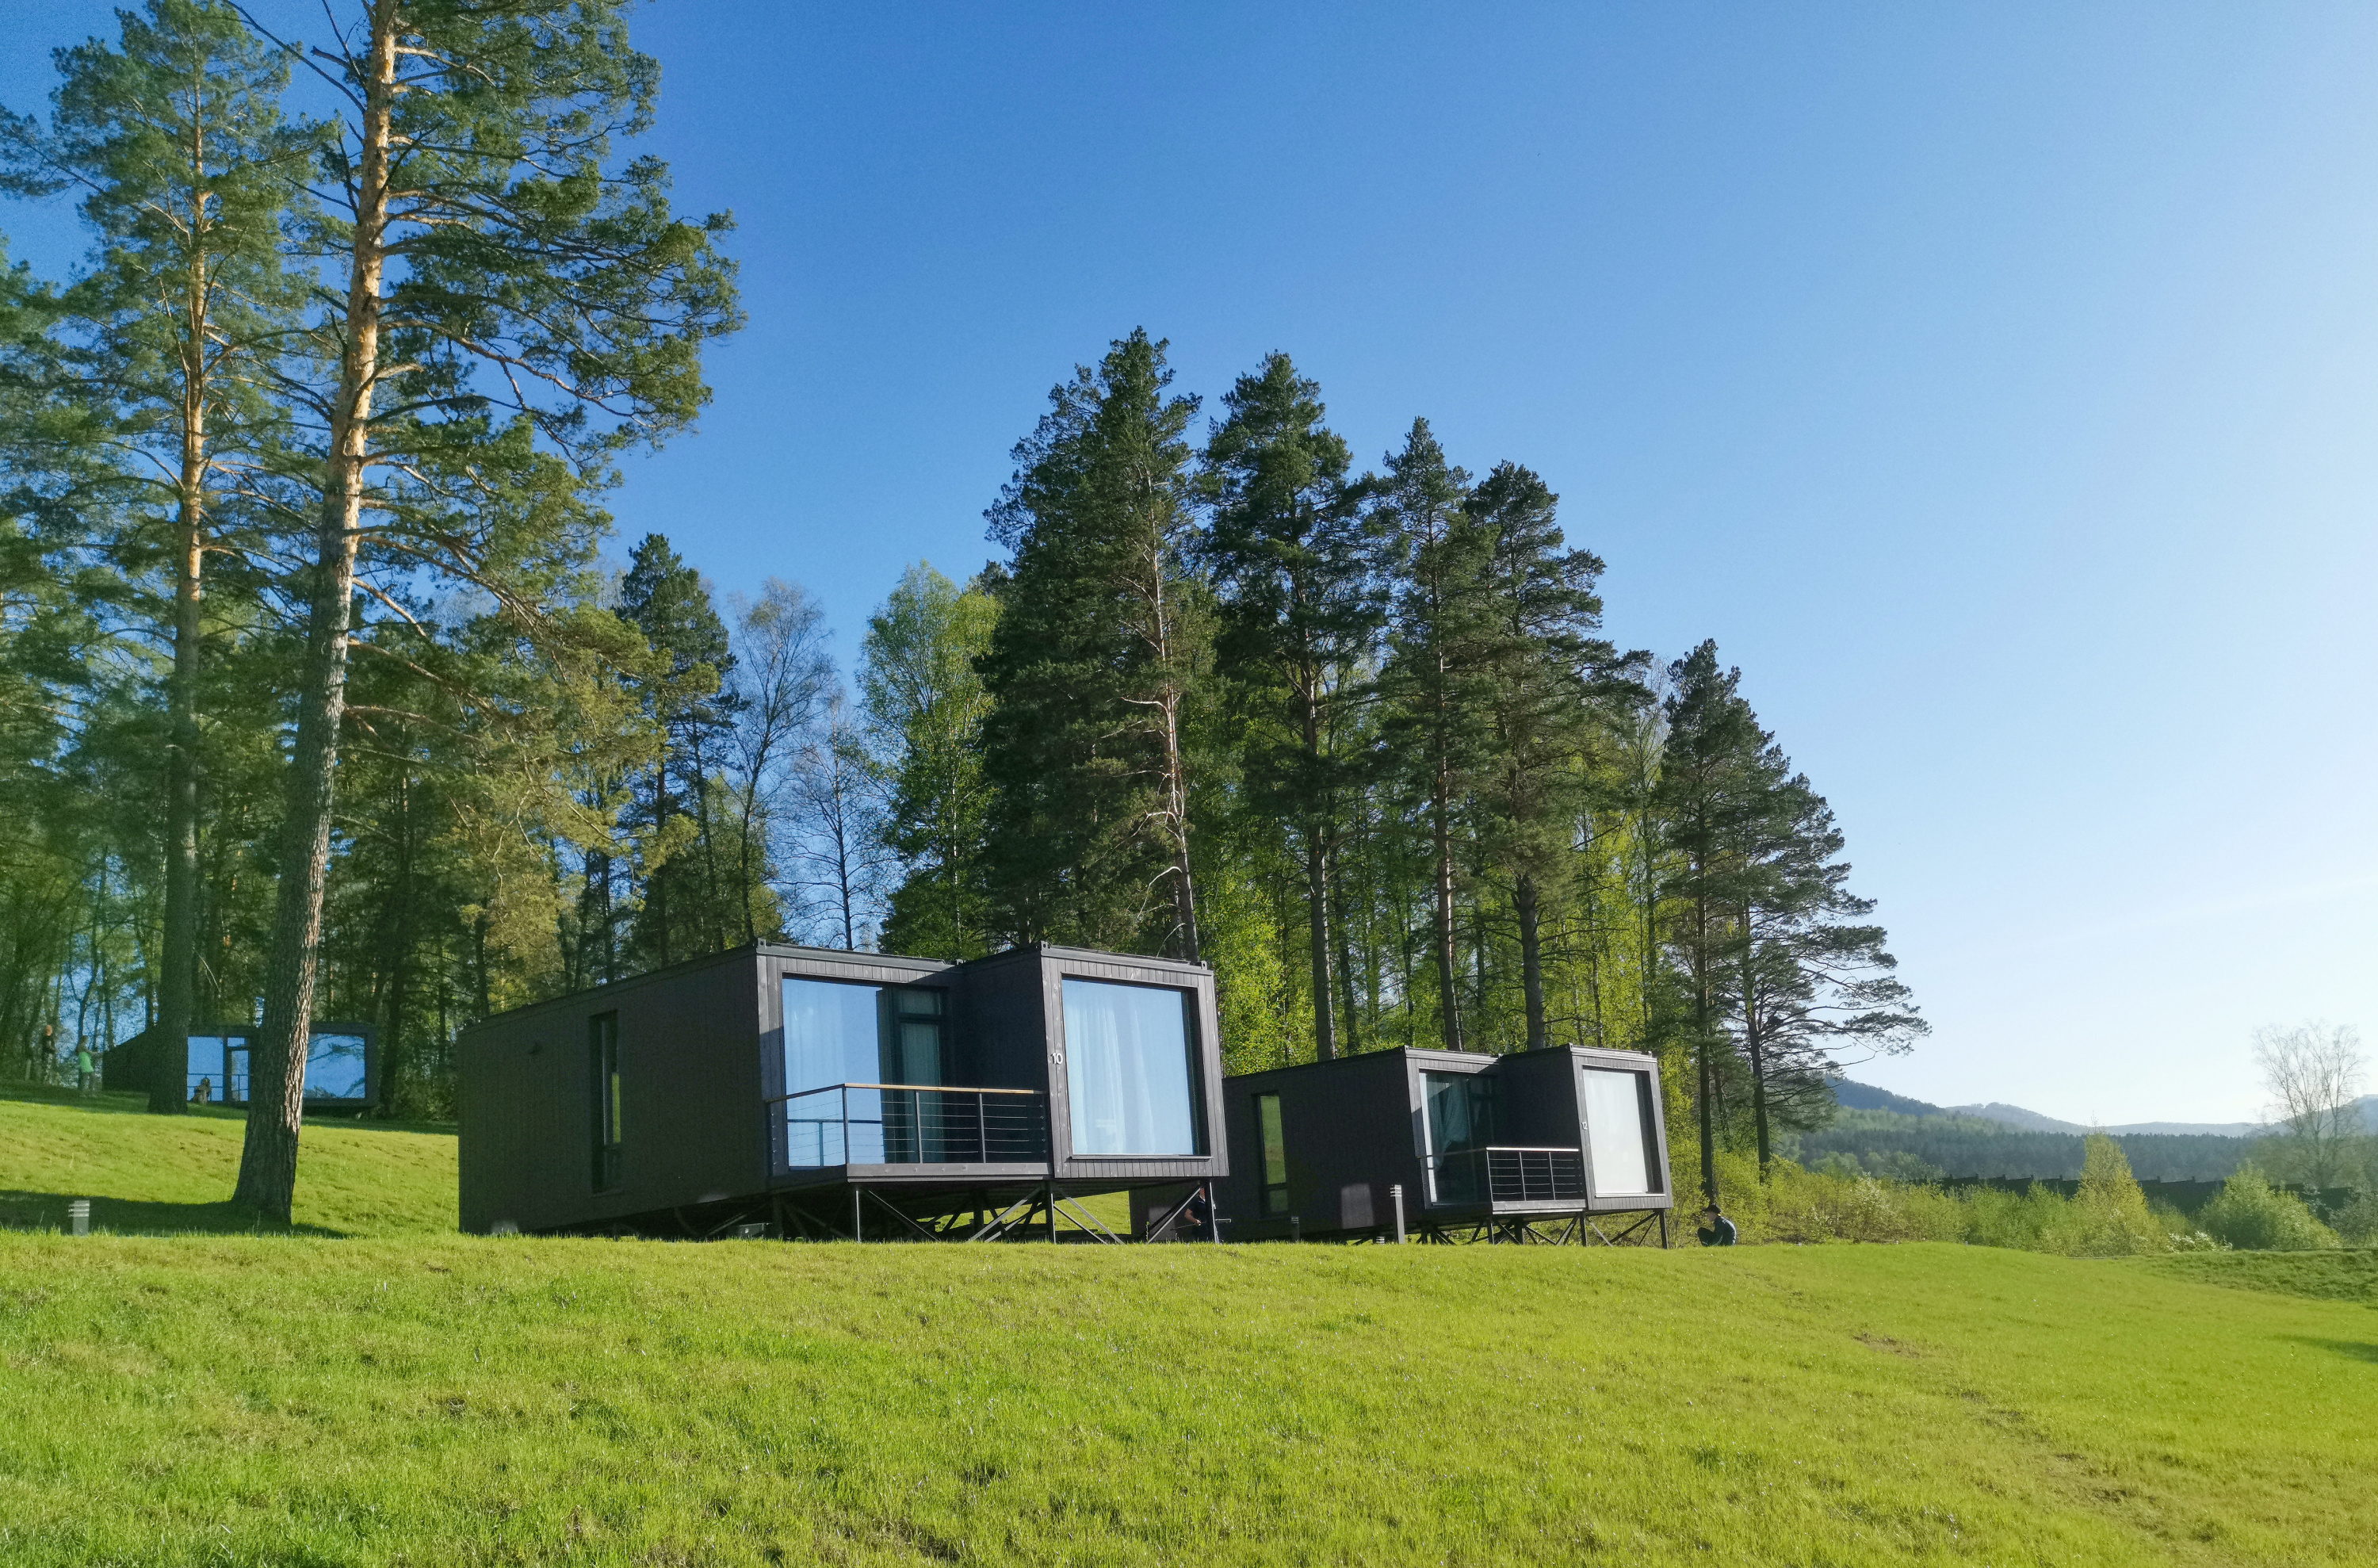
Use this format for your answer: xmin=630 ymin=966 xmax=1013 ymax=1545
xmin=0 ymin=1190 xmax=346 ymax=1237
xmin=2280 ymin=1336 xmax=2378 ymax=1364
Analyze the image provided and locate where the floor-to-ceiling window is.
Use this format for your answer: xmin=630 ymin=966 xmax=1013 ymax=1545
xmin=1061 ymin=978 xmax=1204 ymax=1157
xmin=780 ymin=977 xmax=946 ymax=1165
xmin=185 ymin=1034 xmax=235 ymax=1104
xmin=1421 ymin=1071 xmax=1495 ymax=1204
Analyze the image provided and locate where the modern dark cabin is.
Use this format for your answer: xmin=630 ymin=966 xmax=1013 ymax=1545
xmin=102 ymin=1021 xmax=377 ymax=1111
xmin=457 ymin=941 xmax=1227 ymax=1241
xmin=1218 ymin=1045 xmax=1675 ymax=1244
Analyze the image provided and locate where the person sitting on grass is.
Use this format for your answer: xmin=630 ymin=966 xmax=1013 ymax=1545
xmin=190 ymin=1076 xmax=211 ymax=1106
xmin=1696 ymin=1203 xmax=1737 ymax=1247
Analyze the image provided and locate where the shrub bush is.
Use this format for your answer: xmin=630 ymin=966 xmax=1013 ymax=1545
xmin=2199 ymin=1164 xmax=2339 ymax=1251
xmin=2330 ymin=1191 xmax=2378 ymax=1245
xmin=2052 ymin=1133 xmax=2166 ymax=1256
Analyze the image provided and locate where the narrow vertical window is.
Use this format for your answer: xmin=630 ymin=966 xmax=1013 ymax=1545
xmin=590 ymin=1012 xmax=621 ymax=1192
xmin=1257 ymin=1093 xmax=1289 ymax=1216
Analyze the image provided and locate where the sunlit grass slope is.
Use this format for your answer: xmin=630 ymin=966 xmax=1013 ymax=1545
xmin=0 ymin=1085 xmax=456 ymax=1237
xmin=2 ymin=1235 xmax=2372 ymax=1566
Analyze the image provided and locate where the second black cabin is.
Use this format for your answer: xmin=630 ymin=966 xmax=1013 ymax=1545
xmin=1218 ymin=1046 xmax=1674 ymax=1244
xmin=102 ymin=1021 xmax=377 ymax=1111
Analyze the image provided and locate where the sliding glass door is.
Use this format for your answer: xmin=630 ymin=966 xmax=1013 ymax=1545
xmin=780 ymin=977 xmax=946 ymax=1165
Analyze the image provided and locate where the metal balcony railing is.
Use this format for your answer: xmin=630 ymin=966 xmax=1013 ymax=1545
xmin=774 ymin=1083 xmax=1049 ymax=1169
xmin=1427 ymin=1145 xmax=1588 ymax=1206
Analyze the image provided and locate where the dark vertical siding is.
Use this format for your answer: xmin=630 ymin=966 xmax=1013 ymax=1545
xmin=459 ymin=948 xmax=759 ymax=1233
xmin=1219 ymin=1050 xmax=1429 ymax=1239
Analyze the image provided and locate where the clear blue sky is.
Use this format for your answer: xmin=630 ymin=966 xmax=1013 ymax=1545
xmin=9 ymin=3 xmax=2376 ymax=1122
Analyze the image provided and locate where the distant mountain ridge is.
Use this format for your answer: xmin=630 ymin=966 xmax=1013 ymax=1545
xmin=1827 ymin=1080 xmax=2378 ymax=1139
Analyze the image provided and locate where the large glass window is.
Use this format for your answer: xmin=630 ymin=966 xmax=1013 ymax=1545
xmin=1257 ymin=1093 xmax=1289 ymax=1215
xmin=1421 ymin=1071 xmax=1495 ymax=1204
xmin=782 ymin=978 xmax=888 ymax=1095
xmin=186 ymin=1034 xmax=232 ymax=1104
xmin=1581 ymin=1068 xmax=1660 ymax=1196
xmin=1061 ymin=979 xmax=1203 ymax=1157
xmin=304 ymin=1032 xmax=369 ymax=1100
xmin=780 ymin=978 xmax=946 ymax=1166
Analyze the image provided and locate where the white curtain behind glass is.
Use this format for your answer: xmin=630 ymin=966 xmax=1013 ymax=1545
xmin=782 ymin=979 xmax=882 ymax=1092
xmin=1581 ymin=1069 xmax=1654 ymax=1195
xmin=1062 ymin=979 xmax=1199 ymax=1155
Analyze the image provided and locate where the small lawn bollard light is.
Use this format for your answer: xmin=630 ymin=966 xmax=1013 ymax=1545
xmin=1389 ymin=1184 xmax=1405 ymax=1244
xmin=1289 ymin=1215 xmax=1301 ymax=1244
xmin=67 ymin=1199 xmax=90 ymax=1237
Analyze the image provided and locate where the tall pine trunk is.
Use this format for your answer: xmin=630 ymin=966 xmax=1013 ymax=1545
xmin=1305 ymin=832 xmax=1336 ymax=1059
xmin=1331 ymin=845 xmax=1362 ymax=1054
xmin=1145 ymin=535 xmax=1200 ymax=964
xmin=376 ymin=766 xmax=415 ymax=1118
xmin=233 ymin=3 xmax=396 ymax=1221
xmin=152 ymin=91 xmax=219 ymax=1115
xmin=1516 ymin=870 xmax=1546 ymax=1051
xmin=154 ymin=365 xmax=206 ymax=1114
xmin=1429 ymin=682 xmax=1462 ymax=1051
xmin=1739 ymin=940 xmax=1772 ymax=1180
xmin=1693 ymin=885 xmax=1719 ymax=1206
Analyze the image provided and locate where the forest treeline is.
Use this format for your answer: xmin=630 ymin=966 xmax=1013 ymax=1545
xmin=1787 ymin=1109 xmax=2255 ymax=1183
xmin=0 ymin=1 xmax=1921 ymax=1217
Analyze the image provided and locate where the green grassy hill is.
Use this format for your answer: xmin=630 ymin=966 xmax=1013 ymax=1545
xmin=0 ymin=1085 xmax=456 ymax=1237
xmin=2 ymin=1089 xmax=2373 ymax=1566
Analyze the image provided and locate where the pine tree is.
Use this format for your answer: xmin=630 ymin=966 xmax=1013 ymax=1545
xmin=232 ymin=0 xmax=739 ymax=1221
xmin=617 ymin=534 xmax=738 ymax=969
xmin=1654 ymin=641 xmax=1764 ymax=1203
xmin=1200 ymin=352 xmax=1378 ymax=1058
xmin=1730 ymin=764 xmax=1925 ymax=1177
xmin=1466 ymin=461 xmax=1634 ymax=1051
xmin=1375 ymin=419 xmax=1489 ymax=1050
xmin=978 ymin=329 xmax=1207 ymax=957
xmin=2 ymin=0 xmax=312 ymax=1112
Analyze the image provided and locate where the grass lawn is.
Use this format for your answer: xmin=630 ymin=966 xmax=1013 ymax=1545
xmin=0 ymin=1085 xmax=457 ymax=1237
xmin=2 ymin=1091 xmax=2372 ymax=1565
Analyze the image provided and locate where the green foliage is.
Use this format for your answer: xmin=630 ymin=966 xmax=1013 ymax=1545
xmin=978 ymin=329 xmax=1210 ymax=955
xmin=863 ymin=564 xmax=999 ymax=958
xmin=2199 ymin=1163 xmax=2340 ymax=1252
xmin=1795 ymin=1106 xmax=2254 ymax=1180
xmin=1715 ymin=1142 xmax=2173 ymax=1256
xmin=2066 ymin=1134 xmax=2165 ymax=1256
xmin=2330 ymin=1190 xmax=2378 ymax=1245
xmin=617 ymin=533 xmax=748 ymax=969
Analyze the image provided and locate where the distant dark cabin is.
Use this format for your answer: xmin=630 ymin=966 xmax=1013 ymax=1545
xmin=1218 ymin=1046 xmax=1676 ymax=1245
xmin=102 ymin=1022 xmax=377 ymax=1111
xmin=457 ymin=942 xmax=1227 ymax=1241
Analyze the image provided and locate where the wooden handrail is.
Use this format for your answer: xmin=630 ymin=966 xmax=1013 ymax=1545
xmin=768 ymin=1082 xmax=1044 ymax=1104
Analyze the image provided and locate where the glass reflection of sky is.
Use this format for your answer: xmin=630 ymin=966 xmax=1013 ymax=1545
xmin=304 ymin=1033 xmax=369 ymax=1100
